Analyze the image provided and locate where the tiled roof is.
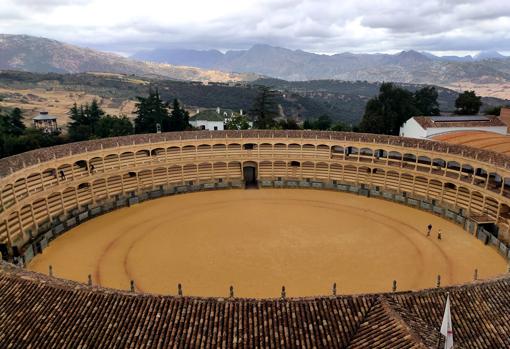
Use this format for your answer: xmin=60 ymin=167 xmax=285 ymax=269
xmin=191 ymin=109 xmax=226 ymax=122
xmin=432 ymin=131 xmax=510 ymax=155
xmin=1 ymin=261 xmax=510 ymax=348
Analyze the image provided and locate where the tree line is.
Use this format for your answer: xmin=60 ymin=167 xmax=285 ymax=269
xmin=0 ymin=82 xmax=501 ymax=159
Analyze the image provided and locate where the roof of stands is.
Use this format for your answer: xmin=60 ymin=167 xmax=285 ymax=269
xmin=2 ymin=130 xmax=510 ymax=179
xmin=432 ymin=131 xmax=510 ymax=155
xmin=1 ymin=261 xmax=510 ymax=348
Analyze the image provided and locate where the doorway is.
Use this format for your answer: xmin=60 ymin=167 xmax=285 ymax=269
xmin=243 ymin=164 xmax=258 ymax=188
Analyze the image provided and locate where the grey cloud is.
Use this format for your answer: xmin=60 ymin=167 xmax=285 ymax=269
xmin=14 ymin=0 xmax=88 ymax=9
xmin=3 ymin=0 xmax=510 ymax=55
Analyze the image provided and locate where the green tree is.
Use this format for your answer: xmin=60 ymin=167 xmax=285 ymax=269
xmin=225 ymin=114 xmax=251 ymax=130
xmin=0 ymin=127 xmax=61 ymax=158
xmin=483 ymin=105 xmax=505 ymax=116
xmin=250 ymin=86 xmax=279 ymax=129
xmin=278 ymin=117 xmax=301 ymax=130
xmin=134 ymin=88 xmax=170 ymax=133
xmin=68 ymin=99 xmax=105 ymax=141
xmin=95 ymin=115 xmax=134 ymax=138
xmin=483 ymin=104 xmax=510 ymax=116
xmin=168 ymin=99 xmax=190 ymax=131
xmin=0 ymin=107 xmax=25 ymax=136
xmin=358 ymin=98 xmax=387 ymax=134
xmin=331 ymin=122 xmax=350 ymax=131
xmin=88 ymin=99 xmax=104 ymax=126
xmin=303 ymin=115 xmax=332 ymax=130
xmin=7 ymin=108 xmax=26 ymax=135
xmin=455 ymin=90 xmax=482 ymax=115
xmin=314 ymin=115 xmax=332 ymax=130
xmin=359 ymin=83 xmax=419 ymax=135
xmin=414 ymin=86 xmax=440 ymax=116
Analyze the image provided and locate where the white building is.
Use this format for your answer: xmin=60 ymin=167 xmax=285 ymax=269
xmin=190 ymin=108 xmax=250 ymax=131
xmin=399 ymin=115 xmax=508 ymax=139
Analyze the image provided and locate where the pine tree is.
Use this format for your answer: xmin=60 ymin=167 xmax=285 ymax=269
xmin=68 ymin=100 xmax=105 ymax=141
xmin=7 ymin=108 xmax=25 ymax=135
xmin=88 ymin=99 xmax=104 ymax=133
xmin=134 ymin=88 xmax=171 ymax=133
xmin=168 ymin=99 xmax=190 ymax=131
xmin=250 ymin=86 xmax=279 ymax=129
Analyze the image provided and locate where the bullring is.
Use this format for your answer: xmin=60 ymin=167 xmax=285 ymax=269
xmin=1 ymin=130 xmax=510 ymax=348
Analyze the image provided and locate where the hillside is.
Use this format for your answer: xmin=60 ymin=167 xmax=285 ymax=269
xmin=0 ymin=72 xmax=507 ymax=126
xmin=134 ymin=45 xmax=510 ymax=98
xmin=0 ymin=34 xmax=257 ymax=82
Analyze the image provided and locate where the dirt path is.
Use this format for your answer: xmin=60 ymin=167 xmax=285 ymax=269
xmin=28 ymin=189 xmax=507 ymax=298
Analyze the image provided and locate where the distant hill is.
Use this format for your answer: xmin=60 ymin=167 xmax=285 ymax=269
xmin=0 ymin=71 xmax=507 ymax=126
xmin=0 ymin=34 xmax=257 ymax=82
xmin=133 ymin=44 xmax=510 ymax=86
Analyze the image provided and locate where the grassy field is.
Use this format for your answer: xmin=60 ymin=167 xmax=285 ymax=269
xmin=0 ymin=86 xmax=138 ymax=126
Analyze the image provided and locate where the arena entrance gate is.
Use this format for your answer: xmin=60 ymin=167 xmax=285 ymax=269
xmin=0 ymin=243 xmax=8 ymax=261
xmin=243 ymin=162 xmax=258 ymax=188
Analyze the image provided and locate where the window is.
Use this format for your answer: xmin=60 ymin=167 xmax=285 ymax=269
xmin=214 ymin=126 xmax=218 ymax=130
xmin=200 ymin=125 xmax=206 ymax=130
xmin=290 ymin=161 xmax=300 ymax=167
xmin=243 ymin=143 xmax=255 ymax=150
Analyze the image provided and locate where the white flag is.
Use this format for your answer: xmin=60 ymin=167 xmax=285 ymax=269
xmin=440 ymin=294 xmax=454 ymax=349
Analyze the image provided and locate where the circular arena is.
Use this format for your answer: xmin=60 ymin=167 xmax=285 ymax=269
xmin=2 ymin=130 xmax=510 ymax=348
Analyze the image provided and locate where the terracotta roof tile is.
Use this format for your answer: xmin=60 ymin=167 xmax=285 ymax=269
xmin=2 ymin=262 xmax=510 ymax=348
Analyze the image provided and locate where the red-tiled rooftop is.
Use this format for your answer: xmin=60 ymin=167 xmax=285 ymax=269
xmin=1 ymin=261 xmax=510 ymax=348
xmin=432 ymin=131 xmax=510 ymax=155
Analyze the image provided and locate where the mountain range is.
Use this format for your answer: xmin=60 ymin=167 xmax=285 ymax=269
xmin=1 ymin=34 xmax=510 ymax=100
xmin=132 ymin=45 xmax=510 ymax=86
xmin=0 ymin=34 xmax=257 ymax=82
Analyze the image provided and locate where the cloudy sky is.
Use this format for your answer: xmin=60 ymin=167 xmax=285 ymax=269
xmin=1 ymin=0 xmax=509 ymax=56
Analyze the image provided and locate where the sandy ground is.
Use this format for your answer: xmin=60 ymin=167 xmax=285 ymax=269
xmin=28 ymin=189 xmax=507 ymax=298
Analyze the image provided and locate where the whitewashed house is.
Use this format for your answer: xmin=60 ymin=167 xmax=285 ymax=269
xmin=190 ymin=107 xmax=250 ymax=131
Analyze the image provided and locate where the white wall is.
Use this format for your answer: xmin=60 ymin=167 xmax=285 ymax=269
xmin=190 ymin=120 xmax=224 ymax=131
xmin=400 ymin=118 xmax=427 ymax=138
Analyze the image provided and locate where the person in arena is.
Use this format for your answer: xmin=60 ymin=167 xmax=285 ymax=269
xmin=427 ymin=224 xmax=432 ymax=237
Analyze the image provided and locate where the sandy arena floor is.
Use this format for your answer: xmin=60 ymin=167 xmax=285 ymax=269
xmin=28 ymin=189 xmax=507 ymax=298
